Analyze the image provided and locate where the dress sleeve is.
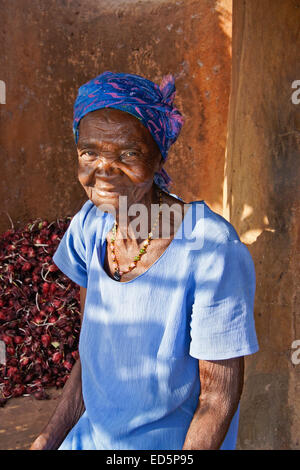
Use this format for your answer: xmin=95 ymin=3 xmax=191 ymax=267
xmin=189 ymin=239 xmax=259 ymax=360
xmin=52 ymin=209 xmax=88 ymax=288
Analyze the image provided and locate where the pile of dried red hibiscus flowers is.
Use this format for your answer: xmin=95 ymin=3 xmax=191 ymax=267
xmin=0 ymin=216 xmax=80 ymax=406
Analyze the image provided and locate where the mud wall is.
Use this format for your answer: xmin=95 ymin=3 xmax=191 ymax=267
xmin=226 ymin=0 xmax=300 ymax=449
xmin=0 ymin=0 xmax=232 ymax=233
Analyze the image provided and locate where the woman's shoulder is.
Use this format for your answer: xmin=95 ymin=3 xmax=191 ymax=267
xmin=76 ymin=195 xmax=240 ymax=247
xmin=186 ymin=199 xmax=241 ymax=247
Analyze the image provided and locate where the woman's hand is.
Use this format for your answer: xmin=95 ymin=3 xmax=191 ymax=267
xmin=29 ymin=432 xmax=54 ymax=450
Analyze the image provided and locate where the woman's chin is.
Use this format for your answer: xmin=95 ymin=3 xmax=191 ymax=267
xmin=92 ymin=192 xmax=120 ymax=214
xmin=89 ymin=187 xmax=120 ymax=202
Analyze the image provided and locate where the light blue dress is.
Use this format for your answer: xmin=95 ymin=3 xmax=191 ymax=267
xmin=52 ymin=197 xmax=259 ymax=450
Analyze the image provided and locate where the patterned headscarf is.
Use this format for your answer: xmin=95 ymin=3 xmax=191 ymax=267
xmin=73 ymin=71 xmax=184 ymax=191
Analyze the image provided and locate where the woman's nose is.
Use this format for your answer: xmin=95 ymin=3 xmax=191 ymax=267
xmin=95 ymin=155 xmax=114 ymax=174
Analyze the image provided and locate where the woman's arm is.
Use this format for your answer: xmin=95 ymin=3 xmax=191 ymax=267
xmin=182 ymin=356 xmax=244 ymax=450
xmin=29 ymin=358 xmax=85 ymax=450
xmin=29 ymin=286 xmax=87 ymax=450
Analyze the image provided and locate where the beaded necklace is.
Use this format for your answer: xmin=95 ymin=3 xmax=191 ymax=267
xmin=109 ymin=189 xmax=163 ymax=281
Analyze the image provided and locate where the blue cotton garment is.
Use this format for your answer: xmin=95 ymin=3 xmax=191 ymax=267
xmin=52 ymin=197 xmax=259 ymax=450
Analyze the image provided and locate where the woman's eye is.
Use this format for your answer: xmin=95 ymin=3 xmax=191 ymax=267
xmin=80 ymin=151 xmax=97 ymax=160
xmin=120 ymin=151 xmax=139 ymax=160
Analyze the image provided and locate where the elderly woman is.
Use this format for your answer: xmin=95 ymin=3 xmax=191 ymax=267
xmin=30 ymin=72 xmax=258 ymax=451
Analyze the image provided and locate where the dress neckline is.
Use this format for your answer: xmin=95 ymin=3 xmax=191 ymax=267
xmin=97 ymin=201 xmax=195 ymax=285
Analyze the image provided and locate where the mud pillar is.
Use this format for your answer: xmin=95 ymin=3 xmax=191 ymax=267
xmin=225 ymin=0 xmax=300 ymax=449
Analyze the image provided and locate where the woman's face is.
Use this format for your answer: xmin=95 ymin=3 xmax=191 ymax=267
xmin=77 ymin=108 xmax=163 ymax=211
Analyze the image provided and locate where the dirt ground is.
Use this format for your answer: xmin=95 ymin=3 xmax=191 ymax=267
xmin=0 ymin=387 xmax=63 ymax=450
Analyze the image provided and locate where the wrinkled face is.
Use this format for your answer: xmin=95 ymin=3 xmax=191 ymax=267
xmin=77 ymin=108 xmax=163 ymax=211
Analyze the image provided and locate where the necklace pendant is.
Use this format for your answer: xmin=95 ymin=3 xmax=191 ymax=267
xmin=113 ymin=270 xmax=121 ymax=281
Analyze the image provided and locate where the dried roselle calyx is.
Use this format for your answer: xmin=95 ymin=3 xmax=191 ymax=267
xmin=0 ymin=216 xmax=81 ymax=406
xmin=33 ymin=388 xmax=49 ymax=400
xmin=12 ymin=384 xmax=26 ymax=397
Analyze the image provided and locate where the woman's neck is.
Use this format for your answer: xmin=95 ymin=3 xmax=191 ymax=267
xmin=114 ymin=184 xmax=162 ymax=245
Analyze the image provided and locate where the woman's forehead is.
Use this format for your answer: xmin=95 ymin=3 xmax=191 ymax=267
xmin=78 ymin=108 xmax=155 ymax=145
